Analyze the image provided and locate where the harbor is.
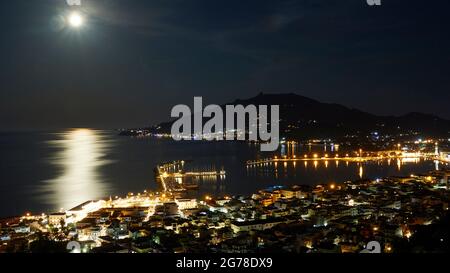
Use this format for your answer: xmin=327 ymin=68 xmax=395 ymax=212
xmin=155 ymin=160 xmax=226 ymax=193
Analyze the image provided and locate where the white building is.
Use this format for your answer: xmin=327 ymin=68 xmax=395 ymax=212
xmin=230 ymin=218 xmax=289 ymax=233
xmin=175 ymin=199 xmax=197 ymax=210
xmin=48 ymin=212 xmax=67 ymax=226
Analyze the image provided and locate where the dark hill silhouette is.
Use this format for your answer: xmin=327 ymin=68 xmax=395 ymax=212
xmin=127 ymin=93 xmax=450 ymax=139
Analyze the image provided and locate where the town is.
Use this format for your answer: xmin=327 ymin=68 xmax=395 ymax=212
xmin=1 ymin=168 xmax=448 ymax=253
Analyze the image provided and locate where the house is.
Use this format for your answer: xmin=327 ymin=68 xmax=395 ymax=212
xmin=1 ymin=234 xmax=11 ymax=241
xmin=14 ymin=224 xmax=30 ymax=234
xmin=48 ymin=212 xmax=66 ymax=227
xmin=230 ymin=218 xmax=289 ymax=233
xmin=175 ymin=199 xmax=198 ymax=210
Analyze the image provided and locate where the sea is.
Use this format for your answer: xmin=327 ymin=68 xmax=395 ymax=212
xmin=0 ymin=129 xmax=443 ymax=217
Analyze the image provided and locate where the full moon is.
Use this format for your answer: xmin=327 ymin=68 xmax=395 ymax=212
xmin=68 ymin=12 xmax=83 ymax=28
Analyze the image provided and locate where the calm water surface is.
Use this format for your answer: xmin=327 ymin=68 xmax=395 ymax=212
xmin=0 ymin=129 xmax=443 ymax=217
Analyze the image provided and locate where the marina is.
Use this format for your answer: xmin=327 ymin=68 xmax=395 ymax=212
xmin=155 ymin=160 xmax=226 ymax=193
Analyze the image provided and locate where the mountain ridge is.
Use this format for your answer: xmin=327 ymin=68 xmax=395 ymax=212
xmin=133 ymin=92 xmax=450 ymax=139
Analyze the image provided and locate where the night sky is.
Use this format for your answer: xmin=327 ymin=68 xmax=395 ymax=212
xmin=1 ymin=0 xmax=450 ymax=130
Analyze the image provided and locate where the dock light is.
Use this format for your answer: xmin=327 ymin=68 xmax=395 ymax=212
xmin=405 ymin=231 xmax=412 ymax=239
xmin=313 ymin=154 xmax=318 ymax=158
xmin=324 ymin=154 xmax=328 ymax=158
xmin=304 ymin=154 xmax=308 ymax=158
xmin=330 ymin=184 xmax=335 ymax=190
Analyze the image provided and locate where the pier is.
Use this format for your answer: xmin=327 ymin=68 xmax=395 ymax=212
xmin=246 ymin=152 xmax=447 ymax=166
xmin=155 ymin=161 xmax=226 ymax=192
